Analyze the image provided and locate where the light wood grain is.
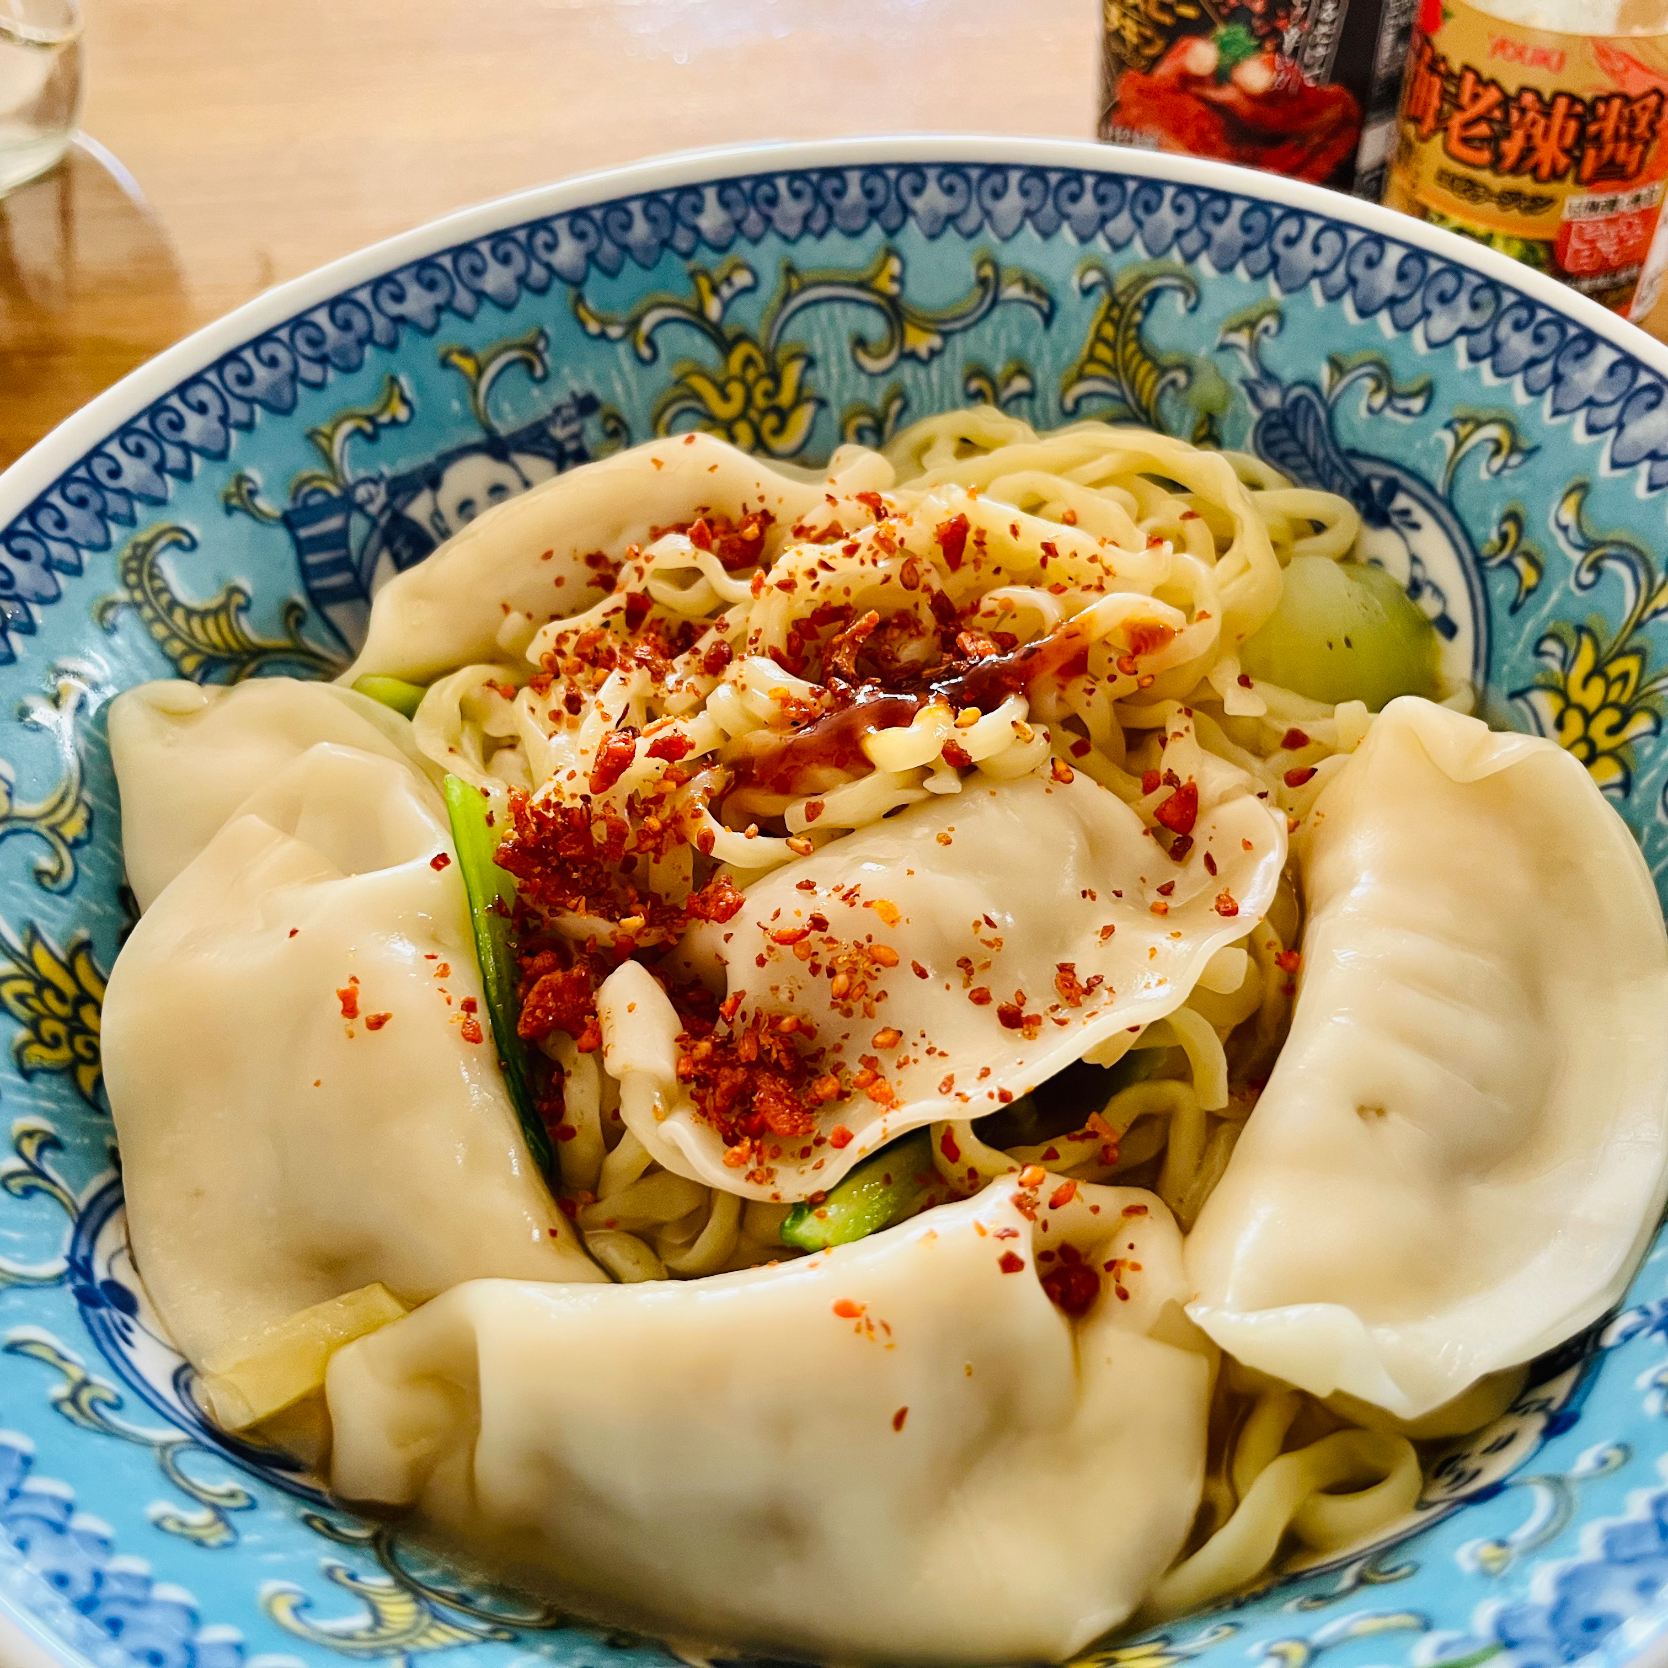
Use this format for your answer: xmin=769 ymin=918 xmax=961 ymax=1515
xmin=0 ymin=0 xmax=1100 ymax=464
xmin=1 ymin=0 xmax=1664 ymax=470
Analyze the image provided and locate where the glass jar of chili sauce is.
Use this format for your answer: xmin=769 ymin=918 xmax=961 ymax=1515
xmin=1097 ymin=0 xmax=1417 ymax=197
xmin=1383 ymin=0 xmax=1668 ymax=317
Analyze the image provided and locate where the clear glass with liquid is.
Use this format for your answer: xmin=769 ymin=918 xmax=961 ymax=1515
xmin=0 ymin=0 xmax=81 ymax=197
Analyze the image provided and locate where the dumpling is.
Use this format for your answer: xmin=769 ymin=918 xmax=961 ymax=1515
xmin=599 ymin=753 xmax=1286 ymax=1199
xmin=102 ymin=741 xmax=600 ymax=1375
xmin=109 ymin=677 xmax=437 ymax=911
xmin=327 ymin=1178 xmax=1210 ymax=1664
xmin=346 ymin=433 xmax=828 ymax=686
xmin=1185 ymin=696 xmax=1668 ymax=1420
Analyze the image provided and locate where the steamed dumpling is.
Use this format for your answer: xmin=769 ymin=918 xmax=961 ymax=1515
xmin=346 ymin=433 xmax=828 ymax=686
xmin=327 ymin=1178 xmax=1210 ymax=1664
xmin=103 ymin=741 xmax=600 ymax=1373
xmin=109 ymin=678 xmax=438 ymax=910
xmin=1186 ymin=696 xmax=1668 ymax=1419
xmin=598 ymin=755 xmax=1285 ymax=1200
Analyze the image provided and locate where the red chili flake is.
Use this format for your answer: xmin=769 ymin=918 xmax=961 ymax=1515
xmin=1237 ymin=672 xmax=1254 ymax=688
xmin=685 ymin=874 xmax=746 ymax=924
xmin=1168 ymin=834 xmax=1193 ymax=863
xmin=1276 ymin=949 xmax=1303 ymax=973
xmin=364 ymin=1012 xmax=392 ymax=1032
xmin=1156 ymin=880 xmax=1176 ymax=897
xmin=1140 ymin=769 xmax=1162 ymax=796
xmin=829 ymin=1125 xmax=855 ymax=1149
xmin=892 ymin=1406 xmax=909 ymax=1432
xmin=461 ymin=997 xmax=478 ymax=1014
xmin=288 ymin=928 xmax=299 ymax=938
xmin=1284 ymin=766 xmax=1317 ymax=788
xmin=969 ymin=987 xmax=993 ymax=1006
xmin=336 ymin=979 xmax=360 ymax=1020
xmin=1214 ymin=890 xmax=1239 ymax=918
xmin=1203 ymin=850 xmax=1218 ymax=876
xmin=1150 ymin=900 xmax=1170 ymax=917
xmin=1049 ymin=1179 xmax=1078 ymax=1209
xmin=942 ymin=741 xmax=973 ymax=770
xmin=940 ymin=1126 xmax=962 ymax=1163
xmin=588 ymin=728 xmax=640 ymax=795
xmin=1050 ymin=757 xmax=1075 ymax=785
xmin=911 ymin=960 xmax=930 ymax=980
xmin=997 ymin=1002 xmax=1027 ymax=1030
xmin=1154 ymin=781 xmax=1198 ymax=836
xmin=646 ymin=731 xmax=693 ymax=763
xmin=1280 ymin=728 xmax=1310 ymax=750
xmin=998 ymin=1251 xmax=1026 ymax=1274
xmin=935 ymin=513 xmax=970 ymax=571
xmin=519 ymin=965 xmax=603 ymax=1053
xmin=1042 ymin=1245 xmax=1100 ymax=1316
xmin=460 ymin=1016 xmax=485 ymax=1044
xmin=833 ymin=1299 xmax=864 ymax=1319
xmin=430 ymin=853 xmax=452 ymax=871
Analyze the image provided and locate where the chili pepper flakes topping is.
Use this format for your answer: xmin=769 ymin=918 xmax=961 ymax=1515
xmin=998 ymin=1251 xmax=1027 ymax=1274
xmin=1041 ymin=1244 xmax=1099 ymax=1316
xmin=429 ymin=852 xmax=452 ymax=871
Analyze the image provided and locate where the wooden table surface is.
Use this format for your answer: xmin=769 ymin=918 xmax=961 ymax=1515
xmin=1 ymin=0 xmax=1664 ymax=472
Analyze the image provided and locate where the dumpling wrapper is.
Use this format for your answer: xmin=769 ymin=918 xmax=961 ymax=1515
xmin=345 ymin=433 xmax=827 ymax=686
xmin=109 ymin=677 xmax=438 ymax=911
xmin=1186 ymin=696 xmax=1668 ymax=1420
xmin=327 ymin=1178 xmax=1210 ymax=1664
xmin=103 ymin=741 xmax=600 ymax=1373
xmin=600 ymin=761 xmax=1286 ymax=1200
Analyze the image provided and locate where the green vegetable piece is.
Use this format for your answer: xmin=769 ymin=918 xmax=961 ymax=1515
xmin=1212 ymin=22 xmax=1259 ymax=74
xmin=1239 ymin=556 xmax=1440 ymax=711
xmin=780 ymin=1130 xmax=938 ymax=1252
xmin=351 ymin=674 xmax=428 ymax=719
xmin=442 ymin=774 xmax=554 ymax=1179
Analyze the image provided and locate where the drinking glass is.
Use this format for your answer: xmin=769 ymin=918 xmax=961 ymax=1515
xmin=0 ymin=0 xmax=82 ymax=197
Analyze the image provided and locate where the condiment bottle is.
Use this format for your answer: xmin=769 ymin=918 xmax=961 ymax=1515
xmin=1384 ymin=0 xmax=1668 ymax=316
xmin=1098 ymin=0 xmax=1417 ymax=196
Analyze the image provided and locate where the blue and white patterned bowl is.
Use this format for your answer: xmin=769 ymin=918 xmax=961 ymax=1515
xmin=2 ymin=134 xmax=1668 ymax=1668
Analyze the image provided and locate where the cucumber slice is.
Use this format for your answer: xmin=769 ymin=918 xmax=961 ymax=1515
xmin=442 ymin=774 xmax=554 ymax=1179
xmin=351 ymin=674 xmax=428 ymax=719
xmin=1239 ymin=557 xmax=1439 ymax=711
xmin=780 ymin=1131 xmax=938 ymax=1252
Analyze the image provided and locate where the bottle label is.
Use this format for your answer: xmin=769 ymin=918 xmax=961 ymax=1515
xmin=1098 ymin=0 xmax=1408 ymax=193
xmin=1384 ymin=0 xmax=1668 ymax=310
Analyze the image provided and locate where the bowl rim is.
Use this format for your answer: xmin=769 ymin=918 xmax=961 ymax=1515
xmin=5 ymin=132 xmax=1668 ymax=535
xmin=7 ymin=132 xmax=1668 ymax=1668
